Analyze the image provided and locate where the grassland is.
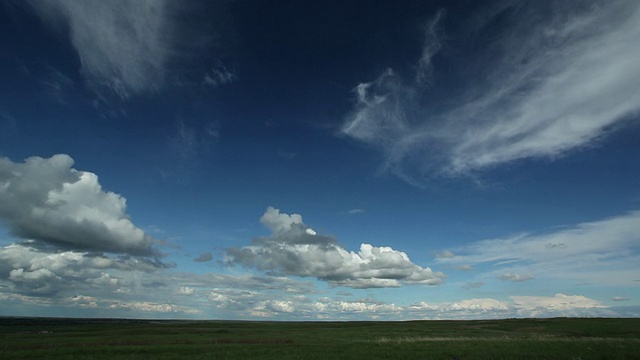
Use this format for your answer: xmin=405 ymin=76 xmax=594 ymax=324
xmin=1 ymin=317 xmax=639 ymax=359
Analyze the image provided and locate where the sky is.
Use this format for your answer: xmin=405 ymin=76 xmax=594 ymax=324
xmin=0 ymin=0 xmax=639 ymax=320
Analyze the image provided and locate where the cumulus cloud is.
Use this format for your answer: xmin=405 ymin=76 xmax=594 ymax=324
xmin=176 ymin=286 xmax=195 ymax=295
xmin=342 ymin=0 xmax=640 ymax=181
xmin=511 ymin=293 xmax=606 ymax=312
xmin=26 ymin=0 xmax=172 ymax=98
xmin=437 ymin=211 xmax=640 ymax=285
xmin=406 ymin=293 xmax=611 ymax=319
xmin=207 ymin=290 xmax=609 ymax=320
xmin=225 ymin=207 xmax=444 ymax=288
xmin=0 ymin=154 xmax=156 ymax=256
xmin=0 ymin=242 xmax=156 ymax=296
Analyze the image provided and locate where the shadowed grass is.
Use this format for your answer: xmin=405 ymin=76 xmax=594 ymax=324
xmin=1 ymin=317 xmax=639 ymax=359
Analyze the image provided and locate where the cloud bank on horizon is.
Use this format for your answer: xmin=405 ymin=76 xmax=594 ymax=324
xmin=342 ymin=0 xmax=640 ymax=182
xmin=0 ymin=159 xmax=636 ymax=318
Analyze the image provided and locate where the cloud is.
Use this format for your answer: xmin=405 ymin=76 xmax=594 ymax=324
xmin=408 ymin=293 xmax=608 ymax=319
xmin=463 ymin=281 xmax=484 ymax=289
xmin=437 ymin=211 xmax=640 ymax=285
xmin=205 ymin=286 xmax=613 ymax=320
xmin=194 ymin=252 xmax=213 ymax=263
xmin=26 ymin=0 xmax=173 ymax=98
xmin=435 ymin=249 xmax=455 ymax=259
xmin=342 ymin=0 xmax=640 ymax=181
xmin=347 ymin=209 xmax=365 ymax=215
xmin=225 ymin=207 xmax=445 ymax=288
xmin=511 ymin=293 xmax=606 ymax=312
xmin=176 ymin=286 xmax=195 ymax=295
xmin=500 ymin=273 xmax=535 ymax=282
xmin=0 ymin=154 xmax=157 ymax=256
xmin=203 ymin=61 xmax=236 ymax=88
xmin=454 ymin=264 xmax=473 ymax=271
xmin=166 ymin=120 xmax=219 ymax=178
xmin=0 ymin=242 xmax=157 ymax=296
xmin=416 ymin=9 xmax=445 ymax=85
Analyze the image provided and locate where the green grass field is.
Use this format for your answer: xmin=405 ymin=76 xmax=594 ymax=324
xmin=1 ymin=317 xmax=639 ymax=359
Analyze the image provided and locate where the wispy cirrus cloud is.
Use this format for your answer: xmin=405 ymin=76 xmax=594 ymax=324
xmin=342 ymin=0 xmax=640 ymax=182
xmin=225 ymin=207 xmax=445 ymax=288
xmin=203 ymin=61 xmax=236 ymax=88
xmin=437 ymin=211 xmax=640 ymax=285
xmin=27 ymin=0 xmax=175 ymax=98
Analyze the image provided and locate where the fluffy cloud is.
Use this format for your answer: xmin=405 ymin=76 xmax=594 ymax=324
xmin=437 ymin=211 xmax=640 ymax=285
xmin=226 ymin=207 xmax=444 ymax=288
xmin=342 ymin=0 xmax=640 ymax=181
xmin=511 ymin=294 xmax=606 ymax=314
xmin=408 ymin=294 xmax=609 ymax=319
xmin=0 ymin=154 xmax=156 ymax=256
xmin=205 ymin=286 xmax=611 ymax=320
xmin=0 ymin=242 xmax=158 ymax=296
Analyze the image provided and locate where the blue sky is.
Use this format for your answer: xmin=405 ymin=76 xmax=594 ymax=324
xmin=0 ymin=0 xmax=639 ymax=320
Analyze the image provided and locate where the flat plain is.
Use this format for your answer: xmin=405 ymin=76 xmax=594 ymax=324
xmin=1 ymin=317 xmax=639 ymax=359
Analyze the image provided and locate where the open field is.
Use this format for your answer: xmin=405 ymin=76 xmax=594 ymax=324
xmin=1 ymin=317 xmax=639 ymax=359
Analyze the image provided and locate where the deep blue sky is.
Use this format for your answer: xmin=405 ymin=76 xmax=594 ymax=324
xmin=0 ymin=0 xmax=639 ymax=319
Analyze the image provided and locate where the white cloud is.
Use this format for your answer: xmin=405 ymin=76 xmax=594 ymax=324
xmin=0 ymin=242 xmax=158 ymax=296
xmin=0 ymin=154 xmax=156 ymax=256
xmin=176 ymin=286 xmax=195 ymax=295
xmin=108 ymin=301 xmax=199 ymax=314
xmin=511 ymin=293 xmax=605 ymax=311
xmin=342 ymin=0 xmax=640 ymax=181
xmin=454 ymin=265 xmax=473 ymax=271
xmin=612 ymin=296 xmax=630 ymax=301
xmin=226 ymin=207 xmax=445 ymax=288
xmin=416 ymin=9 xmax=445 ymax=85
xmin=435 ymin=249 xmax=455 ymax=259
xmin=408 ymin=293 xmax=608 ymax=319
xmin=206 ymin=290 xmax=611 ymax=320
xmin=259 ymin=206 xmax=309 ymax=236
xmin=437 ymin=211 xmax=640 ymax=285
xmin=203 ymin=61 xmax=236 ymax=88
xmin=500 ymin=273 xmax=535 ymax=282
xmin=27 ymin=0 xmax=172 ymax=98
